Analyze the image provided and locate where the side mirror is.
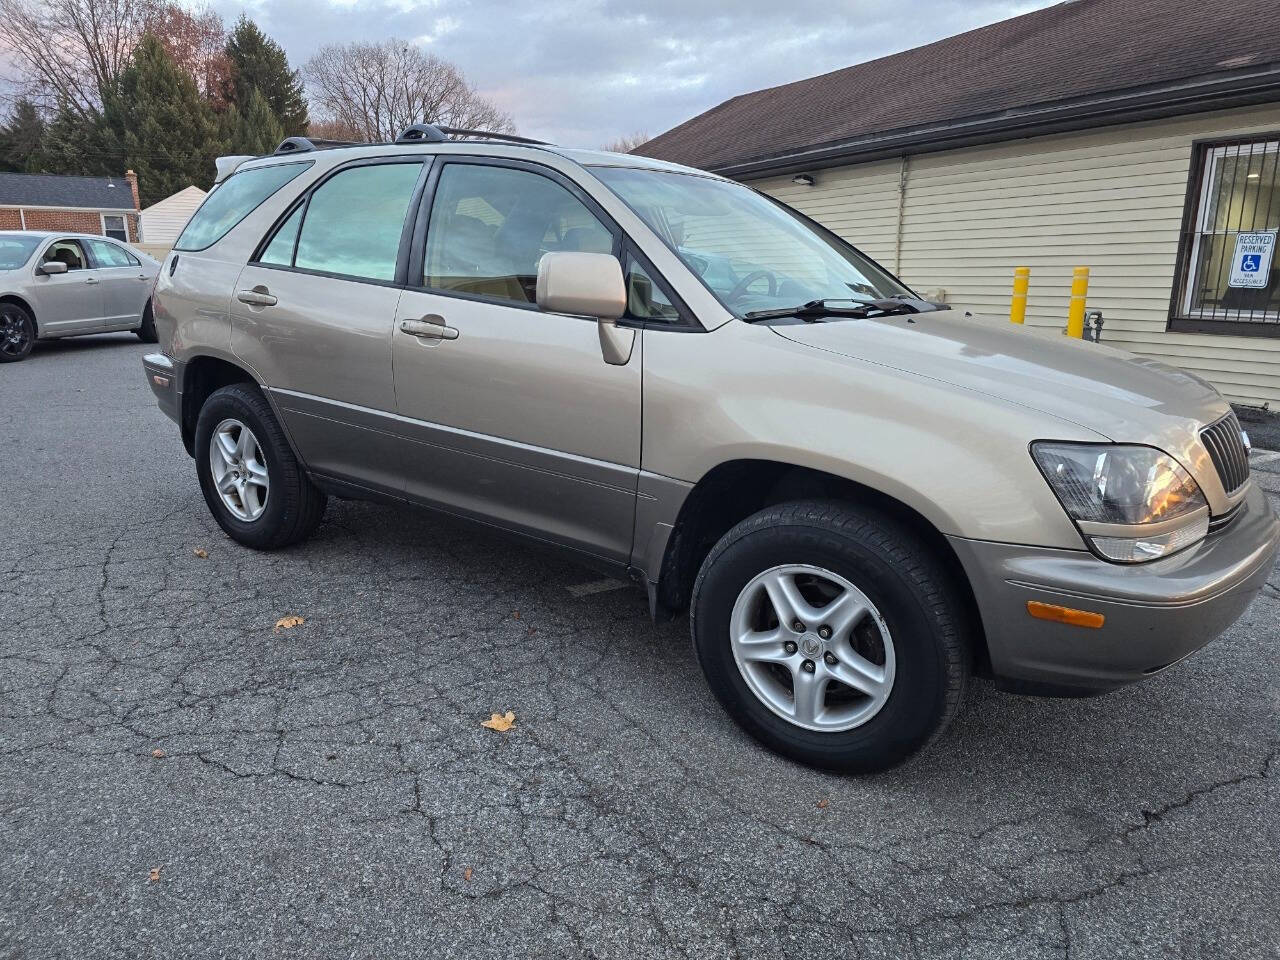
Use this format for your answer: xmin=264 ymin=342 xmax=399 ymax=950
xmin=39 ymin=261 xmax=68 ymax=275
xmin=536 ymin=252 xmax=625 ymax=320
xmin=536 ymin=252 xmax=633 ymax=366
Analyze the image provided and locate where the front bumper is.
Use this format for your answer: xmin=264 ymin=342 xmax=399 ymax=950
xmin=949 ymin=481 xmax=1279 ymax=693
xmin=142 ymin=353 xmax=182 ymax=425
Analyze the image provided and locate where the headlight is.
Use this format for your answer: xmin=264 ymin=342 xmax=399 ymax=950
xmin=1031 ymin=443 xmax=1209 ymax=563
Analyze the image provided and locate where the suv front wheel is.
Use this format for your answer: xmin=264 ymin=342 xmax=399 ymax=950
xmin=194 ymin=383 xmax=327 ymax=550
xmin=691 ymin=500 xmax=970 ymax=773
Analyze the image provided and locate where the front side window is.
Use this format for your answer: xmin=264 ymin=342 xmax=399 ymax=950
xmin=175 ymin=161 xmax=312 ymax=252
xmin=43 ymin=240 xmax=88 ymax=271
xmin=294 ymin=162 xmax=422 ymax=282
xmin=102 ymin=214 xmax=128 ymax=242
xmin=87 ymin=239 xmax=133 ymax=267
xmin=1175 ymin=137 xmax=1279 ymax=332
xmin=0 ymin=235 xmax=41 ymax=270
xmin=423 ymin=163 xmax=615 ymax=305
xmin=593 ymin=166 xmax=911 ymax=317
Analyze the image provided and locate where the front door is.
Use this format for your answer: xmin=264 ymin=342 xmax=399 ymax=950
xmin=393 ymin=159 xmax=641 ymax=565
xmin=32 ymin=239 xmax=104 ymax=335
xmin=230 ymin=158 xmax=427 ymax=494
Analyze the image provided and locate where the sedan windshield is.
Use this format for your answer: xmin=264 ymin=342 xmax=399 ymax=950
xmin=0 ymin=236 xmax=41 ymax=270
xmin=592 ymin=166 xmax=913 ymax=317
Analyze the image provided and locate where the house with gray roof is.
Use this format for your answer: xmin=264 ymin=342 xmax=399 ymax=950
xmin=639 ymin=0 xmax=1280 ymax=409
xmin=0 ymin=171 xmax=141 ymax=244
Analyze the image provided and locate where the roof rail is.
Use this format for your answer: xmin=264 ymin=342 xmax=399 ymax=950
xmin=272 ymin=136 xmax=366 ymax=155
xmin=437 ymin=127 xmax=549 ymax=145
xmin=393 ymin=124 xmax=549 ymax=146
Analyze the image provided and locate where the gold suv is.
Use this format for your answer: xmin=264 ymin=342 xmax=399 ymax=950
xmin=142 ymin=126 xmax=1279 ymax=771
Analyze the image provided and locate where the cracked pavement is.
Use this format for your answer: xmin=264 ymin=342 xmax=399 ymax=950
xmin=3 ymin=334 xmax=1279 ymax=959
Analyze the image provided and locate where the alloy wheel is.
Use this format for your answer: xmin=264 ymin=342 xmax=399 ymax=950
xmin=729 ymin=564 xmax=896 ymax=732
xmin=209 ymin=418 xmax=270 ymax=522
xmin=1 ymin=308 xmax=31 ymax=358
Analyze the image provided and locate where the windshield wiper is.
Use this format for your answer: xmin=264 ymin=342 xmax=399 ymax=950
xmin=743 ymin=298 xmax=920 ymax=322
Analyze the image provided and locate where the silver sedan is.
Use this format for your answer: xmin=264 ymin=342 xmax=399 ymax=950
xmin=0 ymin=230 xmax=161 ymax=363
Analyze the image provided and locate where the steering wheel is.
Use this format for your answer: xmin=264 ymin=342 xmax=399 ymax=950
xmin=726 ymin=270 xmax=778 ymax=304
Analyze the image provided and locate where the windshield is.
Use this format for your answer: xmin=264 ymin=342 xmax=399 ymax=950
xmin=0 ymin=236 xmax=41 ymax=271
xmin=592 ymin=166 xmax=913 ymax=316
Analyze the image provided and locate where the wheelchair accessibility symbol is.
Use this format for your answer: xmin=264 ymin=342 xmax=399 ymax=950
xmin=1228 ymin=232 xmax=1275 ymax=289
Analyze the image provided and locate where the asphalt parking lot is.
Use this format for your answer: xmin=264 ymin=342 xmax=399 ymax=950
xmin=2 ymin=334 xmax=1278 ymax=959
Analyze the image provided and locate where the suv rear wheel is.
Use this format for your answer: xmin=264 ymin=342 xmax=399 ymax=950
xmin=194 ymin=383 xmax=327 ymax=549
xmin=691 ymin=500 xmax=970 ymax=773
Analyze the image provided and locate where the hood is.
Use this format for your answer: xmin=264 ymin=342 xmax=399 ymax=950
xmin=768 ymin=311 xmax=1230 ymax=442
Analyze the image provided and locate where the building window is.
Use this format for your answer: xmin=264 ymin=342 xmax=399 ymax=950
xmin=1172 ymin=137 xmax=1279 ymax=336
xmin=102 ymin=214 xmax=128 ymax=242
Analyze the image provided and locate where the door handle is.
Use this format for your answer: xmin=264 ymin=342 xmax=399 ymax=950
xmin=84 ymin=277 xmax=99 ymax=285
xmin=400 ymin=317 xmax=458 ymax=340
xmin=136 ymin=275 xmax=149 ymax=281
xmin=236 ymin=287 xmax=277 ymax=307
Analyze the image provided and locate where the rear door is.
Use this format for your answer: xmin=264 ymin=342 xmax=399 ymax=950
xmin=230 ymin=157 xmax=428 ymax=495
xmin=31 ymin=239 xmax=104 ymax=335
xmin=391 ymin=157 xmax=642 ymax=565
xmin=86 ymin=239 xmax=151 ymax=326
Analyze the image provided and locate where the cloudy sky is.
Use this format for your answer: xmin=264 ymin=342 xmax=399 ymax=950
xmin=206 ymin=0 xmax=1055 ymax=147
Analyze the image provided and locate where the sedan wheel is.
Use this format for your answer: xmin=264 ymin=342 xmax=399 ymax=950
xmin=0 ymin=305 xmax=34 ymax=362
xmin=209 ymin=418 xmax=270 ymax=522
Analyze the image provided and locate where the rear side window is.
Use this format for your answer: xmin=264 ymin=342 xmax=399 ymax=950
xmin=175 ymin=161 xmax=312 ymax=252
xmin=259 ymin=205 xmax=303 ymax=267
xmin=87 ymin=239 xmax=136 ymax=267
xmin=294 ymin=162 xmax=422 ymax=282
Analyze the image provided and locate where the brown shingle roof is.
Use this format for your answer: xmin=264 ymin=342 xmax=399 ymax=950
xmin=636 ymin=0 xmax=1280 ymax=175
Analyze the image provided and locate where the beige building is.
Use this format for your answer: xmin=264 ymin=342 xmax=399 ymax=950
xmin=639 ymin=0 xmax=1280 ymax=408
xmin=138 ymin=184 xmax=207 ymax=259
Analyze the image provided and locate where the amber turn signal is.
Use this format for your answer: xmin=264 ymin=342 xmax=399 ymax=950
xmin=1025 ymin=601 xmax=1105 ymax=629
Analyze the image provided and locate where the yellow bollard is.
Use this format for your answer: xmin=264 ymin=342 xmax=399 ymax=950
xmin=1010 ymin=266 xmax=1030 ymax=324
xmin=1066 ymin=267 xmax=1089 ymax=338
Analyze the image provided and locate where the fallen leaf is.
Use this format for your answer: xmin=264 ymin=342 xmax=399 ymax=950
xmin=816 ymin=798 xmax=829 ymax=809
xmin=148 ymin=867 xmax=162 ymax=882
xmin=193 ymin=548 xmax=208 ymax=559
xmin=274 ymin=615 xmax=305 ymax=634
xmin=512 ymin=610 xmax=521 ymax=620
xmin=481 ymin=710 xmax=516 ymax=732
xmin=463 ymin=867 xmax=473 ymax=882
xmin=151 ymin=748 xmax=165 ymax=759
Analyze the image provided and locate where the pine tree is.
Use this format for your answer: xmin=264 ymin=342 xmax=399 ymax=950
xmin=0 ymin=99 xmax=47 ymax=172
xmin=104 ymin=34 xmax=224 ymax=205
xmin=223 ymin=87 xmax=285 ymax=157
xmin=225 ymin=16 xmax=308 ymax=137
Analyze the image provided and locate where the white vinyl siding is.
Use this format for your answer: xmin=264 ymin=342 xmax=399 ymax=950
xmin=753 ymin=103 xmax=1280 ymax=408
xmin=139 ymin=185 xmax=208 ymax=249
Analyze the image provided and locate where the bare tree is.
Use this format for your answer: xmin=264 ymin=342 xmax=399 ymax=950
xmin=0 ymin=0 xmax=164 ymax=116
xmin=303 ymin=40 xmax=513 ymax=142
xmin=146 ymin=3 xmax=229 ymax=107
xmin=603 ymin=132 xmax=649 ymax=154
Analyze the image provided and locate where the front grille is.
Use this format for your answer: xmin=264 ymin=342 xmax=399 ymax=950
xmin=1200 ymin=413 xmax=1250 ymax=494
xmin=1207 ymin=500 xmax=1243 ymax=534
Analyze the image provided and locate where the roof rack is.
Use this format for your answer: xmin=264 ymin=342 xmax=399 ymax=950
xmin=394 ymin=124 xmax=549 ymax=146
xmin=271 ymin=126 xmax=551 ymax=157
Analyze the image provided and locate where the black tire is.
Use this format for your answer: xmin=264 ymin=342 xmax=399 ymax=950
xmin=691 ymin=500 xmax=970 ymax=773
xmin=194 ymin=383 xmax=327 ymax=550
xmin=0 ymin=302 xmax=35 ymax=363
xmin=135 ymin=300 xmax=157 ymax=343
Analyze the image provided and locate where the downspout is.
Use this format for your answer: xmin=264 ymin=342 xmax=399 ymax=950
xmin=18 ymin=208 xmax=26 ymax=230
xmin=894 ymin=155 xmax=910 ymax=275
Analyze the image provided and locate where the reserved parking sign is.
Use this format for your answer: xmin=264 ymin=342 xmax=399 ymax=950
xmin=1228 ymin=231 xmax=1276 ymax=288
